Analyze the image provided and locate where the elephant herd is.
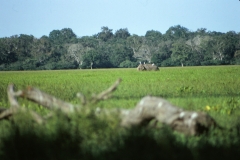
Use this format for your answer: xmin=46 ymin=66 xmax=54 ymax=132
xmin=137 ymin=62 xmax=159 ymax=71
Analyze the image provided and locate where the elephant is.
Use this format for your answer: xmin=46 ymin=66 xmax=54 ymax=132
xmin=137 ymin=63 xmax=159 ymax=71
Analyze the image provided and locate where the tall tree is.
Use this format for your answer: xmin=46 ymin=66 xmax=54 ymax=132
xmin=49 ymin=28 xmax=77 ymax=44
xmin=114 ymin=28 xmax=131 ymax=39
xmin=126 ymin=34 xmax=143 ymax=55
xmin=145 ymin=30 xmax=162 ymax=42
xmin=144 ymin=30 xmax=163 ymax=61
xmin=196 ymin=28 xmax=207 ymax=36
xmin=165 ymin=25 xmax=190 ymax=40
xmin=0 ymin=37 xmax=18 ymax=65
xmin=109 ymin=43 xmax=134 ymax=67
xmin=82 ymin=49 xmax=101 ymax=69
xmin=97 ymin=27 xmax=113 ymax=42
xmin=171 ymin=41 xmax=191 ymax=67
xmin=151 ymin=44 xmax=171 ymax=66
xmin=79 ymin=36 xmax=99 ymax=49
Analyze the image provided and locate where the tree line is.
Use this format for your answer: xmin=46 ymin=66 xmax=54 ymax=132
xmin=0 ymin=25 xmax=240 ymax=70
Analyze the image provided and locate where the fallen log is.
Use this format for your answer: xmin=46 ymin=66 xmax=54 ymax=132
xmin=121 ymin=96 xmax=217 ymax=135
xmin=1 ymin=79 xmax=218 ymax=136
xmin=20 ymin=86 xmax=77 ymax=113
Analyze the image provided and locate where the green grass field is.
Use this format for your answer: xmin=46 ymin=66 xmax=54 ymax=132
xmin=0 ymin=66 xmax=240 ymax=159
xmin=1 ymin=65 xmax=239 ymax=111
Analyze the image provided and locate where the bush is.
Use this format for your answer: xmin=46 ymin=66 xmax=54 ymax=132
xmin=161 ymin=58 xmax=178 ymax=67
xmin=119 ymin=60 xmax=138 ymax=68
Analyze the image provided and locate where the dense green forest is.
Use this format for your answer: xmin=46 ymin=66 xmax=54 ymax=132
xmin=0 ymin=25 xmax=240 ymax=70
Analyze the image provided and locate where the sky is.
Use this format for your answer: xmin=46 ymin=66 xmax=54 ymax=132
xmin=1 ymin=0 xmax=240 ymax=38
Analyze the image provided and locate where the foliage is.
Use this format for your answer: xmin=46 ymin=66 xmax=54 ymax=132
xmin=114 ymin=28 xmax=131 ymax=39
xmin=171 ymin=41 xmax=192 ymax=66
xmin=1 ymin=26 xmax=240 ymax=70
xmin=49 ymin=28 xmax=77 ymax=45
xmin=96 ymin=26 xmax=114 ymax=42
xmin=165 ymin=25 xmax=190 ymax=40
xmin=119 ymin=60 xmax=137 ymax=68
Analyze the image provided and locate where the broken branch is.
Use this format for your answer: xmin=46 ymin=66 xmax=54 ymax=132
xmin=7 ymin=84 xmax=22 ymax=108
xmin=20 ymin=86 xmax=77 ymax=113
xmin=91 ymin=78 xmax=122 ymax=103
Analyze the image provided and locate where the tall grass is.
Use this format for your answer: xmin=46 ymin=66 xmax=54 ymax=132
xmin=1 ymin=66 xmax=239 ymax=108
xmin=0 ymin=66 xmax=240 ymax=126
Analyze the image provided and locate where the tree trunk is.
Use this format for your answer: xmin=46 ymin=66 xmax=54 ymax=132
xmin=181 ymin=62 xmax=184 ymax=67
xmin=90 ymin=62 xmax=93 ymax=69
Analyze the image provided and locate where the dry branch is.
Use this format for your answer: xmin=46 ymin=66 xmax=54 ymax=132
xmin=91 ymin=78 xmax=122 ymax=103
xmin=7 ymin=84 xmax=22 ymax=108
xmin=121 ymin=96 xmax=217 ymax=135
xmin=76 ymin=92 xmax=86 ymax=105
xmin=0 ymin=79 xmax=123 ymax=120
xmin=20 ymin=86 xmax=77 ymax=113
xmin=29 ymin=111 xmax=44 ymax=124
xmin=0 ymin=107 xmax=19 ymax=120
xmin=0 ymin=107 xmax=44 ymax=124
xmin=0 ymin=85 xmax=45 ymax=123
xmin=0 ymin=84 xmax=22 ymax=120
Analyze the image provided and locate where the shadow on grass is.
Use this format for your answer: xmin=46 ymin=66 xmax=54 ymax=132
xmin=1 ymin=114 xmax=240 ymax=160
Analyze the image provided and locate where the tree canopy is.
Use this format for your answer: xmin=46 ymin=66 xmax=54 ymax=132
xmin=0 ymin=25 xmax=240 ymax=70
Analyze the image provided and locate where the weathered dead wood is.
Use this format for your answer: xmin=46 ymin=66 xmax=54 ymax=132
xmin=0 ymin=107 xmax=44 ymax=124
xmin=7 ymin=84 xmax=22 ymax=108
xmin=0 ymin=78 xmax=123 ymax=120
xmin=91 ymin=78 xmax=122 ymax=103
xmin=0 ymin=84 xmax=45 ymax=123
xmin=76 ymin=78 xmax=122 ymax=105
xmin=76 ymin=92 xmax=87 ymax=105
xmin=29 ymin=111 xmax=44 ymax=124
xmin=0 ymin=108 xmax=7 ymax=113
xmin=0 ymin=84 xmax=22 ymax=120
xmin=121 ymin=96 xmax=217 ymax=136
xmin=0 ymin=107 xmax=19 ymax=120
xmin=20 ymin=86 xmax=77 ymax=113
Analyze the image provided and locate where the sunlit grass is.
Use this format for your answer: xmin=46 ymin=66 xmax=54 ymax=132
xmin=0 ymin=66 xmax=239 ymax=120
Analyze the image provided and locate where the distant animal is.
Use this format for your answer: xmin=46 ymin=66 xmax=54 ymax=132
xmin=137 ymin=62 xmax=159 ymax=71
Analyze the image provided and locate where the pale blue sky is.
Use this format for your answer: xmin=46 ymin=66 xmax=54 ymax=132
xmin=1 ymin=0 xmax=240 ymax=38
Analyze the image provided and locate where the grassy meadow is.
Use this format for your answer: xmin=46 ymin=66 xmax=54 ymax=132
xmin=0 ymin=65 xmax=240 ymax=159
xmin=1 ymin=66 xmax=239 ymax=115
